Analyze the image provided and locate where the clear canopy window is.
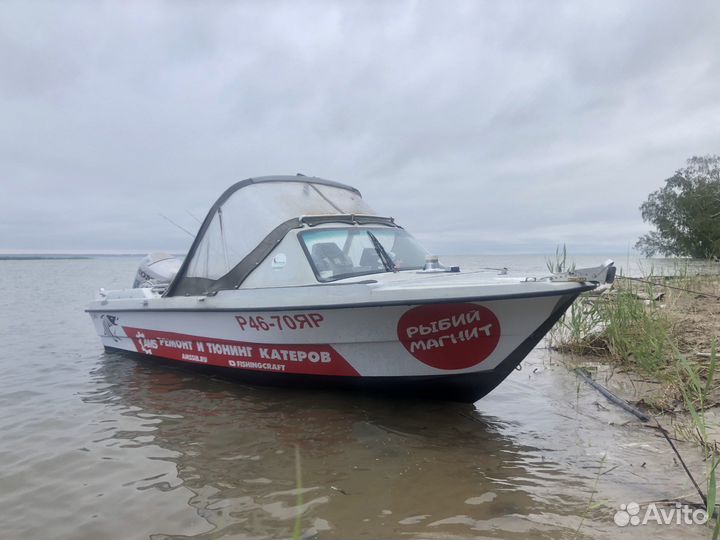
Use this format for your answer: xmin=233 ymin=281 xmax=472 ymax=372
xmin=186 ymin=180 xmax=374 ymax=280
xmin=299 ymin=227 xmax=428 ymax=282
xmin=168 ymin=177 xmax=378 ymax=295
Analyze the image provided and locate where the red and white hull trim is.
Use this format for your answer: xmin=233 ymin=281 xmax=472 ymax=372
xmin=89 ymin=291 xmax=580 ymax=402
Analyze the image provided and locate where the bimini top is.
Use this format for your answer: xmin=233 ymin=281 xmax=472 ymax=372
xmin=165 ymin=175 xmax=385 ymax=296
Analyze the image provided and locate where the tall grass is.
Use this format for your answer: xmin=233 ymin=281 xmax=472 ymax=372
xmin=293 ymin=445 xmax=303 ymax=540
xmin=677 ymin=343 xmax=720 ymax=537
xmin=598 ymin=284 xmax=671 ymax=374
xmin=546 ymin=244 xmax=574 ymax=273
xmin=550 ymin=277 xmax=673 ymax=376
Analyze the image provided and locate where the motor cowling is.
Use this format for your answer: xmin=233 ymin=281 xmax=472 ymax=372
xmin=133 ymin=252 xmax=182 ymax=288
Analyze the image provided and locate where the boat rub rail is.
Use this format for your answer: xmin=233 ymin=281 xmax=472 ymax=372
xmin=85 ymin=285 xmax=596 ymax=314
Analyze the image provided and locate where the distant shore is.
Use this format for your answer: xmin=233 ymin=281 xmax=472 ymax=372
xmin=0 ymin=254 xmax=93 ymax=260
xmin=0 ymin=253 xmax=186 ymax=260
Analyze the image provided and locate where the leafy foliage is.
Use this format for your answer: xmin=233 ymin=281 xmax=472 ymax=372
xmin=636 ymin=155 xmax=720 ymax=258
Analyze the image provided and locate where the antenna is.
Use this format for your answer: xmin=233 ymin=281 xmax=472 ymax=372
xmin=186 ymin=209 xmax=202 ymax=224
xmin=159 ymin=214 xmax=195 ymax=238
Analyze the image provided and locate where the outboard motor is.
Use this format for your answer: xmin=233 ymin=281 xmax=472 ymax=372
xmin=133 ymin=252 xmax=182 ymax=289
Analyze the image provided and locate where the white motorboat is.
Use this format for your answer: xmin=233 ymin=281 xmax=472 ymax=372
xmin=88 ymin=175 xmax=615 ymax=402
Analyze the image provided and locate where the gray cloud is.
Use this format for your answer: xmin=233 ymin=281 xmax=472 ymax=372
xmin=1 ymin=0 xmax=719 ymax=255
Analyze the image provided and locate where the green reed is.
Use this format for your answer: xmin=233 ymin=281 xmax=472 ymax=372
xmin=551 ymin=275 xmax=673 ymax=376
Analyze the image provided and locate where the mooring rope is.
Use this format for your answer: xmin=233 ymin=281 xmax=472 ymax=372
xmin=574 ymin=368 xmax=650 ymax=421
xmin=649 ymin=421 xmax=709 ymax=509
xmin=616 ymin=275 xmax=720 ymax=300
xmin=573 ymin=368 xmax=709 ymax=509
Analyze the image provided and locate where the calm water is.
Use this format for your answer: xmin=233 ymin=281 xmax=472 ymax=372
xmin=0 ymin=256 xmax=713 ymax=539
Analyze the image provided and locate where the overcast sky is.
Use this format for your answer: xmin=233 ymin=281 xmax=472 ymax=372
xmin=1 ymin=1 xmax=719 ymax=255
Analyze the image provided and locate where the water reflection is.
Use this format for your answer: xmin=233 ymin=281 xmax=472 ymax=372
xmin=85 ymin=352 xmax=597 ymax=539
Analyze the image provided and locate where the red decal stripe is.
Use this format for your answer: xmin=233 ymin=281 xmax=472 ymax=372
xmin=122 ymin=326 xmax=359 ymax=377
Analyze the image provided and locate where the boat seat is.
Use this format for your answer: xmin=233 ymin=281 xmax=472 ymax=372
xmin=359 ymin=247 xmax=382 ymax=270
xmin=311 ymin=242 xmax=354 ymax=275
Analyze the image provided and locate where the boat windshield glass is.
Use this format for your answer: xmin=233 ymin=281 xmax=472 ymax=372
xmin=299 ymin=227 xmax=428 ymax=282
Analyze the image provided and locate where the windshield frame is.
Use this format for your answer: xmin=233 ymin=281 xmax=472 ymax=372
xmin=298 ymin=226 xmax=426 ymax=283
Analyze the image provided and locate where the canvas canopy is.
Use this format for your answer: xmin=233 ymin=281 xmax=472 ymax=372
xmin=165 ymin=176 xmax=377 ymax=296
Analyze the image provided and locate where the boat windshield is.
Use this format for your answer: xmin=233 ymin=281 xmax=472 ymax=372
xmin=299 ymin=227 xmax=428 ymax=282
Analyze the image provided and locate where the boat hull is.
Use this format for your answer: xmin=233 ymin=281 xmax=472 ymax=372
xmin=90 ymin=290 xmax=580 ymax=403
